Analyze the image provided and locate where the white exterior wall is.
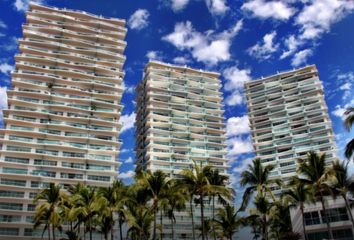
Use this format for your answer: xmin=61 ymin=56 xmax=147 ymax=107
xmin=136 ymin=61 xmax=228 ymax=239
xmin=245 ymin=65 xmax=337 ymax=197
xmin=0 ymin=3 xmax=126 ymax=238
xmin=290 ymin=197 xmax=354 ymax=240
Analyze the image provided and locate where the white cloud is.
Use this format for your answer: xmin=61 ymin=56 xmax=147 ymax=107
xmin=0 ymin=21 xmax=7 ymax=29
xmin=225 ymin=92 xmax=244 ymax=106
xmin=119 ymin=112 xmax=136 ymax=133
xmin=171 ymin=0 xmax=189 ymax=12
xmin=146 ymin=51 xmax=163 ymax=61
xmin=291 ymin=49 xmax=312 ymax=67
xmin=242 ymin=0 xmax=296 ymax=21
xmin=332 ymin=99 xmax=354 ymax=119
xmin=340 ymin=82 xmax=352 ymax=91
xmin=279 ymin=0 xmax=354 ymax=62
xmin=163 ymin=20 xmax=243 ymax=65
xmin=14 ymin=0 xmax=44 ymax=12
xmin=0 ymin=87 xmax=8 ymax=125
xmin=122 ymin=82 xmax=135 ymax=94
xmin=296 ymin=0 xmax=354 ymax=40
xmin=0 ymin=37 xmax=18 ymax=52
xmin=338 ymin=72 xmax=354 ymax=81
xmin=128 ymin=9 xmax=150 ymax=31
xmin=223 ymin=66 xmax=252 ymax=106
xmin=120 ymin=148 xmax=131 ymax=153
xmin=232 ymin=157 xmax=254 ymax=174
xmin=247 ymin=31 xmax=279 ymax=60
xmin=124 ymin=157 xmax=134 ymax=163
xmin=173 ymin=56 xmax=191 ymax=65
xmin=205 ymin=0 xmax=229 ymax=15
xmin=0 ymin=63 xmax=15 ymax=75
xmin=280 ymin=35 xmax=303 ymax=59
xmin=226 ymin=115 xmax=250 ymax=137
xmin=224 ymin=66 xmax=252 ymax=91
xmin=332 ymin=105 xmax=346 ymax=118
xmin=118 ymin=170 xmax=135 ymax=179
xmin=227 ymin=136 xmax=254 ymax=156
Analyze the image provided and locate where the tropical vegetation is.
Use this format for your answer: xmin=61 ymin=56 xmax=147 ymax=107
xmin=33 ymin=150 xmax=354 ymax=240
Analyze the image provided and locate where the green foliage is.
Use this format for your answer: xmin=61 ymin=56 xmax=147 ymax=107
xmin=33 ymin=152 xmax=350 ymax=240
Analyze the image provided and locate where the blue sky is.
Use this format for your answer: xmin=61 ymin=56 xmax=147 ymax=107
xmin=1 ymin=0 xmax=354 ymax=214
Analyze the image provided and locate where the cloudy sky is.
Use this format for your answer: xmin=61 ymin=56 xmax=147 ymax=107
xmin=1 ymin=0 xmax=354 ymax=225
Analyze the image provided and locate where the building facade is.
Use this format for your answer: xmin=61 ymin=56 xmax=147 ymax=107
xmin=135 ymin=61 xmax=228 ymax=239
xmin=290 ymin=197 xmax=354 ymax=240
xmin=0 ymin=3 xmax=126 ymax=238
xmin=245 ymin=65 xmax=337 ymax=197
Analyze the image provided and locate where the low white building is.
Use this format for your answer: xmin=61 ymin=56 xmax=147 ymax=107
xmin=290 ymin=197 xmax=354 ymax=240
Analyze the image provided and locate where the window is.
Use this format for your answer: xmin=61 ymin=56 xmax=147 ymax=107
xmin=6 ymin=146 xmax=31 ymax=152
xmin=34 ymin=159 xmax=57 ymax=166
xmin=321 ymin=207 xmax=349 ymax=223
xmin=4 ymin=156 xmax=29 ymax=164
xmin=87 ymin=175 xmax=110 ymax=182
xmin=62 ymin=162 xmax=85 ymax=169
xmin=304 ymin=211 xmax=320 ymax=226
xmin=0 ymin=178 xmax=26 ymax=187
xmin=0 ymin=190 xmax=24 ymax=198
xmin=0 ymin=202 xmax=22 ymax=211
xmin=27 ymin=204 xmax=36 ymax=211
xmin=0 ymin=228 xmax=19 ymax=236
xmin=0 ymin=215 xmax=21 ymax=222
xmin=2 ymin=167 xmax=28 ymax=175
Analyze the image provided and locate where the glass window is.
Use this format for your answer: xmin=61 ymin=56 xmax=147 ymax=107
xmin=4 ymin=156 xmax=29 ymax=164
xmin=0 ymin=228 xmax=19 ymax=236
xmin=304 ymin=211 xmax=321 ymax=226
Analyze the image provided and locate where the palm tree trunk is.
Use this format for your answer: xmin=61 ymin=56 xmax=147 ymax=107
xmin=320 ymin=196 xmax=333 ymax=239
xmin=212 ymin=196 xmax=216 ymax=240
xmin=153 ymin=205 xmax=157 ymax=240
xmin=89 ymin=217 xmax=93 ymax=240
xmin=190 ymin=198 xmax=196 ymax=240
xmin=342 ymin=194 xmax=354 ymax=236
xmin=300 ymin=205 xmax=308 ymax=240
xmin=84 ymin=222 xmax=87 ymax=240
xmin=171 ymin=215 xmax=175 ymax=240
xmin=201 ymin=192 xmax=205 ymax=240
xmin=263 ymin=214 xmax=267 ymax=240
xmin=119 ymin=218 xmax=123 ymax=240
xmin=48 ymin=224 xmax=51 ymax=240
xmin=52 ymin=224 xmax=56 ymax=240
xmin=111 ymin=227 xmax=114 ymax=240
xmin=160 ymin=210 xmax=163 ymax=240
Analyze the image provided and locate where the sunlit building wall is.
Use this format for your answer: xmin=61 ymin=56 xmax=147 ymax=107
xmin=136 ymin=61 xmax=228 ymax=239
xmin=0 ymin=3 xmax=126 ymax=238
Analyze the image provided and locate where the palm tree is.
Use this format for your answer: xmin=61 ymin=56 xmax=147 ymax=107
xmin=206 ymin=169 xmax=233 ymax=240
xmin=269 ymin=198 xmax=293 ymax=240
xmin=160 ymin=180 xmax=188 ymax=240
xmin=253 ymin=193 xmax=272 ymax=240
xmin=34 ymin=183 xmax=67 ymax=240
xmin=213 ymin=205 xmax=243 ymax=240
xmin=71 ymin=186 xmax=106 ymax=240
xmin=240 ymin=158 xmax=279 ymax=210
xmin=125 ymin=204 xmax=154 ymax=240
xmin=99 ymin=180 xmax=127 ymax=240
xmin=283 ymin=179 xmax=313 ymax=240
xmin=297 ymin=151 xmax=334 ymax=239
xmin=180 ymin=161 xmax=213 ymax=240
xmin=137 ymin=170 xmax=169 ymax=240
xmin=344 ymin=107 xmax=354 ymax=161
xmin=327 ymin=160 xmax=354 ymax=233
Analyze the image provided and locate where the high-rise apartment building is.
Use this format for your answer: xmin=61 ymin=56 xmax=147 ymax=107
xmin=136 ymin=61 xmax=228 ymax=239
xmin=0 ymin=3 xmax=126 ymax=238
xmin=244 ymin=65 xmax=337 ymax=196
